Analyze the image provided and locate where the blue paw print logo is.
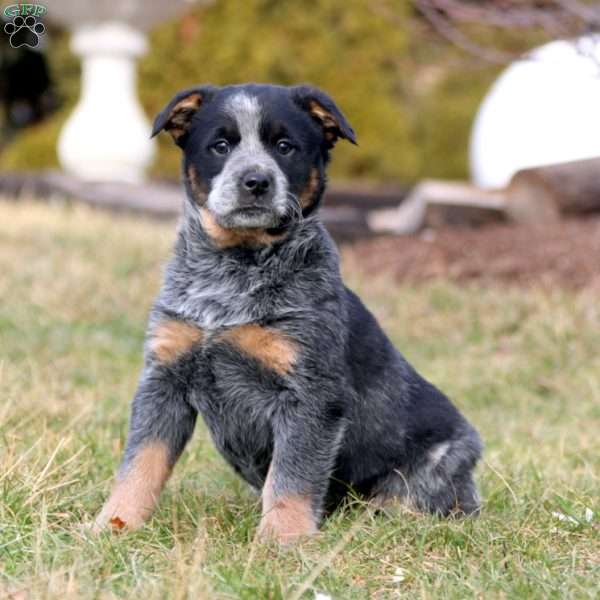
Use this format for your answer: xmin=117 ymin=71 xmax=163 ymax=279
xmin=4 ymin=14 xmax=45 ymax=48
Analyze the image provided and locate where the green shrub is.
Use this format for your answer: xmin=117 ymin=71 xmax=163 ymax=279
xmin=0 ymin=27 xmax=78 ymax=171
xmin=0 ymin=109 xmax=67 ymax=170
xmin=416 ymin=67 xmax=497 ymax=180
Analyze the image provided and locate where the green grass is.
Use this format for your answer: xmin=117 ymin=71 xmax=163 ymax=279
xmin=1 ymin=200 xmax=599 ymax=599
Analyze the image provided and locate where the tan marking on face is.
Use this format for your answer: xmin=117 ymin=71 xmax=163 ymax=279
xmin=93 ymin=442 xmax=171 ymax=532
xmin=258 ymin=464 xmax=316 ymax=543
xmin=199 ymin=207 xmax=287 ymax=248
xmin=167 ymin=92 xmax=203 ymax=141
xmin=218 ymin=324 xmax=297 ymax=375
xmin=149 ymin=319 xmax=203 ymax=364
xmin=308 ymin=100 xmax=338 ymax=129
xmin=175 ymin=93 xmax=202 ymax=111
xmin=308 ymin=99 xmax=342 ymax=143
xmin=300 ymin=167 xmax=321 ymax=210
xmin=187 ymin=164 xmax=208 ymax=206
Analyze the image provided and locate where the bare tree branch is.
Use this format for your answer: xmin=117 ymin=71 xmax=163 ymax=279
xmin=415 ymin=0 xmax=516 ymax=64
xmin=413 ymin=0 xmax=600 ymax=64
xmin=419 ymin=0 xmax=569 ymax=29
xmin=555 ymin=0 xmax=600 ymax=26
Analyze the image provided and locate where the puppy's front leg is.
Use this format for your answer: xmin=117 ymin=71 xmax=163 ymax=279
xmin=94 ymin=366 xmax=197 ymax=532
xmin=258 ymin=397 xmax=345 ymax=544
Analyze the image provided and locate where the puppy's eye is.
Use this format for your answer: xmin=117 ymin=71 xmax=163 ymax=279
xmin=276 ymin=140 xmax=294 ymax=156
xmin=211 ymin=140 xmax=230 ymax=156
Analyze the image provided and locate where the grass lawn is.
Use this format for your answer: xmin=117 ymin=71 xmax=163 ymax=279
xmin=1 ymin=200 xmax=599 ymax=599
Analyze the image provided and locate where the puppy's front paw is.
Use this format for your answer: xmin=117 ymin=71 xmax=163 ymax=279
xmin=258 ymin=496 xmax=317 ymax=545
xmin=91 ymin=443 xmax=171 ymax=533
xmin=91 ymin=479 xmax=161 ymax=533
xmin=91 ymin=500 xmax=147 ymax=534
xmin=79 ymin=512 xmax=131 ymax=535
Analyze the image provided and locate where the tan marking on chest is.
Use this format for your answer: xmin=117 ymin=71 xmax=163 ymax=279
xmin=94 ymin=442 xmax=171 ymax=532
xmin=218 ymin=324 xmax=297 ymax=375
xmin=149 ymin=319 xmax=203 ymax=364
xmin=199 ymin=208 xmax=287 ymax=248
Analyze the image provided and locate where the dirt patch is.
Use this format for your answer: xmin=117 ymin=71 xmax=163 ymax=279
xmin=342 ymin=217 xmax=600 ymax=289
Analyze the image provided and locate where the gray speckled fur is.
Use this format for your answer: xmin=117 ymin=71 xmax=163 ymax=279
xmin=113 ymin=84 xmax=482 ymax=528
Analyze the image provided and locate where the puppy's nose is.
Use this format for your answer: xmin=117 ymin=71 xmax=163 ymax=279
xmin=242 ymin=171 xmax=271 ymax=197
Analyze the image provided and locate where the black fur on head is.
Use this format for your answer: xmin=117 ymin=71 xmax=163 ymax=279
xmin=151 ymin=83 xmax=357 ymax=241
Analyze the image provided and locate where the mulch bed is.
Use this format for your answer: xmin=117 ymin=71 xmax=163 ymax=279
xmin=342 ymin=216 xmax=600 ymax=289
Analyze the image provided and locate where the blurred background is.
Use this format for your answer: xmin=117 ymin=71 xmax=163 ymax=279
xmin=3 ymin=0 xmax=600 ymax=283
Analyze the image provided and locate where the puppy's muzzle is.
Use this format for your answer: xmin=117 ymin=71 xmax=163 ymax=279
xmin=238 ymin=170 xmax=275 ymax=206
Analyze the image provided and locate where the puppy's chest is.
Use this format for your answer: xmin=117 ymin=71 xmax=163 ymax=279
xmin=184 ymin=322 xmax=296 ymax=487
xmin=157 ymin=316 xmax=299 ymax=417
xmin=157 ymin=260 xmax=311 ymax=457
xmin=174 ymin=265 xmax=293 ymax=330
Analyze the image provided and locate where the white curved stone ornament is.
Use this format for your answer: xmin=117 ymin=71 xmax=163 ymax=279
xmin=470 ymin=36 xmax=600 ymax=189
xmin=58 ymin=23 xmax=154 ymax=183
xmin=49 ymin=0 xmax=200 ymax=183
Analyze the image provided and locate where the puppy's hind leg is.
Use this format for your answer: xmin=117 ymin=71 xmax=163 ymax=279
xmin=374 ymin=426 xmax=482 ymax=517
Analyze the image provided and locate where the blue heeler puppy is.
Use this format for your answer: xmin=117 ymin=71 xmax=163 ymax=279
xmin=94 ymin=83 xmax=482 ymax=543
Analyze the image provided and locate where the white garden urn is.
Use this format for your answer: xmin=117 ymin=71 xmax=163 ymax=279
xmin=47 ymin=0 xmax=199 ymax=183
xmin=470 ymin=35 xmax=600 ymax=189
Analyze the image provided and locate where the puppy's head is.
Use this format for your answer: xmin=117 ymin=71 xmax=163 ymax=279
xmin=152 ymin=84 xmax=356 ymax=246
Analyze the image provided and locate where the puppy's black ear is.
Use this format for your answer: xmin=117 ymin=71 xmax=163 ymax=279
xmin=291 ymin=85 xmax=357 ymax=147
xmin=151 ymin=85 xmax=217 ymax=145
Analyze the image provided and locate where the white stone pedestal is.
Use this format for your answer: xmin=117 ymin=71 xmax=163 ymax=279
xmin=57 ymin=23 xmax=155 ymax=183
